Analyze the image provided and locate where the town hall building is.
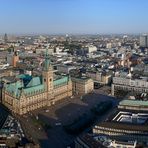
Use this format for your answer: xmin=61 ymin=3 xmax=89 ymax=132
xmin=2 ymin=49 xmax=72 ymax=115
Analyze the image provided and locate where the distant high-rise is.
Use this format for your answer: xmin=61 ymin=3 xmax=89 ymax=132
xmin=4 ymin=33 xmax=8 ymax=44
xmin=140 ymin=34 xmax=148 ymax=47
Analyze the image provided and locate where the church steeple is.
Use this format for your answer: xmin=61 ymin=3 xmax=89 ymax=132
xmin=12 ymin=49 xmax=19 ymax=68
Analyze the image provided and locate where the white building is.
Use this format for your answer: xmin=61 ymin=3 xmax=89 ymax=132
xmin=106 ymin=43 xmax=112 ymax=49
xmin=112 ymin=76 xmax=148 ymax=95
xmin=86 ymin=71 xmax=112 ymax=85
xmin=86 ymin=45 xmax=97 ymax=53
xmin=36 ymin=48 xmax=54 ymax=55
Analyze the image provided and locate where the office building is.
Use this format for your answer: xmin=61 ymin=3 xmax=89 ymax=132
xmin=140 ymin=34 xmax=148 ymax=47
xmin=71 ymin=76 xmax=93 ymax=95
xmin=111 ymin=76 xmax=148 ymax=96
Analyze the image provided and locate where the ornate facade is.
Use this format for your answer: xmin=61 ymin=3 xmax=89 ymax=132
xmin=2 ymin=49 xmax=72 ymax=115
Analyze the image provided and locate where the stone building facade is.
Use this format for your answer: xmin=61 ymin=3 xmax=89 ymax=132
xmin=2 ymin=49 xmax=72 ymax=115
xmin=111 ymin=76 xmax=148 ymax=96
xmin=71 ymin=77 xmax=94 ymax=95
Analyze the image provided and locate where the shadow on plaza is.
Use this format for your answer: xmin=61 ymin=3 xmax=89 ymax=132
xmin=37 ymin=103 xmax=90 ymax=148
xmin=37 ymin=102 xmax=90 ymax=127
xmin=55 ymin=103 xmax=89 ymax=125
xmin=39 ymin=139 xmax=52 ymax=148
xmin=37 ymin=114 xmax=75 ymax=148
xmin=36 ymin=95 xmax=117 ymax=148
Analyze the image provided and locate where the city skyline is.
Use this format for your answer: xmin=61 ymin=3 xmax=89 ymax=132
xmin=0 ymin=0 xmax=148 ymax=34
xmin=0 ymin=5 xmax=148 ymax=147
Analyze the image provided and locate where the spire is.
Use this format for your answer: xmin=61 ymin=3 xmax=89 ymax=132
xmin=43 ymin=47 xmax=51 ymax=71
xmin=4 ymin=33 xmax=8 ymax=44
xmin=45 ymin=47 xmax=48 ymax=57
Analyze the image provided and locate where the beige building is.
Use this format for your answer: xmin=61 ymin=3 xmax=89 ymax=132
xmin=86 ymin=71 xmax=112 ymax=85
xmin=2 ymin=49 xmax=72 ymax=115
xmin=71 ymin=77 xmax=94 ymax=95
xmin=12 ymin=51 xmax=19 ymax=67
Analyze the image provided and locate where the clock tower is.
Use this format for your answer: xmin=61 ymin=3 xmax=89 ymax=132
xmin=42 ymin=48 xmax=54 ymax=93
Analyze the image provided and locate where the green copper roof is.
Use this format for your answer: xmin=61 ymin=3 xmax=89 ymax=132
xmin=26 ymin=77 xmax=41 ymax=87
xmin=54 ymin=76 xmax=69 ymax=86
xmin=16 ymin=74 xmax=32 ymax=79
xmin=5 ymin=81 xmax=24 ymax=97
xmin=24 ymin=84 xmax=45 ymax=95
xmin=5 ymin=73 xmax=70 ymax=99
xmin=43 ymin=48 xmax=51 ymax=71
xmin=16 ymin=74 xmax=32 ymax=87
xmin=5 ymin=74 xmax=44 ymax=98
xmin=119 ymin=99 xmax=148 ymax=107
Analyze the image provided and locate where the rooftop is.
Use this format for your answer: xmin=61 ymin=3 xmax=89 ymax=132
xmin=77 ymin=134 xmax=106 ymax=148
xmin=119 ymin=99 xmax=148 ymax=107
xmin=96 ymin=121 xmax=148 ymax=132
xmin=5 ymin=74 xmax=44 ymax=98
xmin=53 ymin=75 xmax=69 ymax=86
xmin=71 ymin=76 xmax=90 ymax=82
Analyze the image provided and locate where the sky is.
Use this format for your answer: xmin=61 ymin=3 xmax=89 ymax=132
xmin=0 ymin=0 xmax=148 ymax=35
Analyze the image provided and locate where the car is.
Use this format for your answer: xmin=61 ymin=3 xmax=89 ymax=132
xmin=45 ymin=110 xmax=49 ymax=112
xmin=55 ymin=122 xmax=61 ymax=126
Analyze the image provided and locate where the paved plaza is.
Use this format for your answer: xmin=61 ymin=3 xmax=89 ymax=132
xmin=19 ymin=90 xmax=118 ymax=148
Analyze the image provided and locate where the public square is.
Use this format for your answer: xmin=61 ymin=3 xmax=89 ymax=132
xmin=19 ymin=89 xmax=118 ymax=148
